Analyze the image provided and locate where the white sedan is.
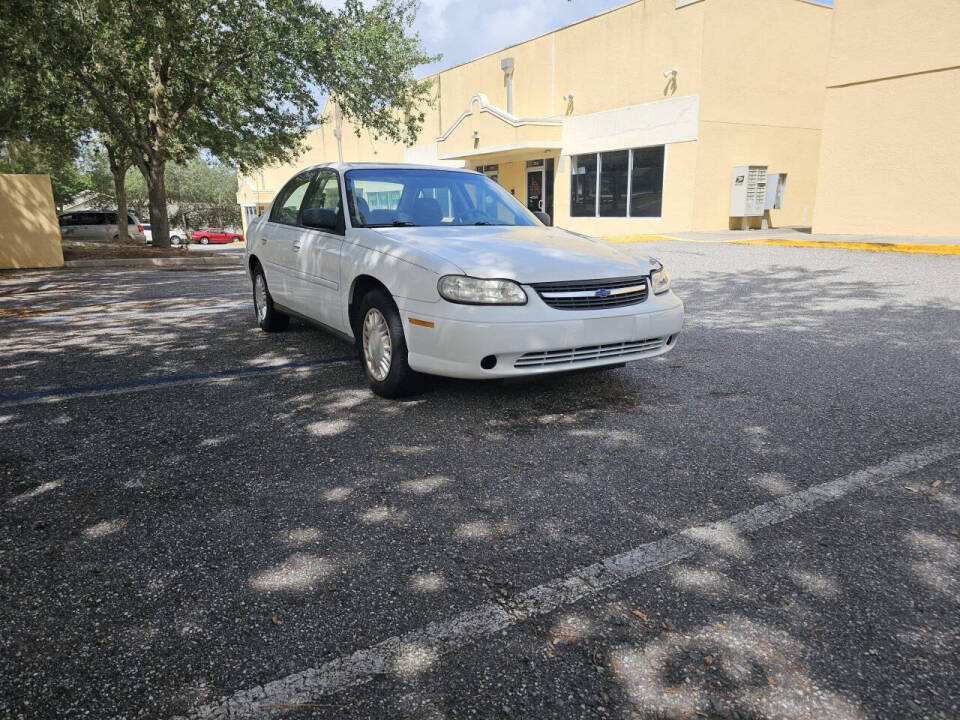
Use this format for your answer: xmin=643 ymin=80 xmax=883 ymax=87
xmin=244 ymin=163 xmax=683 ymax=397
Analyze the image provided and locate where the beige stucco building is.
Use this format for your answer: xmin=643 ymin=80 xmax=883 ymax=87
xmin=0 ymin=174 xmax=64 ymax=270
xmin=813 ymin=0 xmax=960 ymax=237
xmin=239 ymin=0 xmax=833 ymax=236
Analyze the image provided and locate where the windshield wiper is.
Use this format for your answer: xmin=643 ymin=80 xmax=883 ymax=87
xmin=473 ymin=221 xmax=495 ymax=225
xmin=391 ymin=220 xmax=418 ymax=227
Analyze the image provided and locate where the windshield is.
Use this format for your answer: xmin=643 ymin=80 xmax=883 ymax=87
xmin=345 ymin=168 xmax=539 ymax=228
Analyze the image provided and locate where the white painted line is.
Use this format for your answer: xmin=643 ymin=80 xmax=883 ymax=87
xmin=180 ymin=438 xmax=959 ymax=719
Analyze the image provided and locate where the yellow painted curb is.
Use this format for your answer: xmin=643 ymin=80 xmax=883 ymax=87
xmin=730 ymin=238 xmax=960 ymax=256
xmin=606 ymin=234 xmax=960 ymax=255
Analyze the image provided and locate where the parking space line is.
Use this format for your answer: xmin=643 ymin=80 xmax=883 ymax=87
xmin=0 ymin=356 xmax=357 ymax=408
xmin=181 ymin=438 xmax=958 ymax=719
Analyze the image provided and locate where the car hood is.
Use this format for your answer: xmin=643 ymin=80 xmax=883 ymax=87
xmin=370 ymin=226 xmax=656 ymax=283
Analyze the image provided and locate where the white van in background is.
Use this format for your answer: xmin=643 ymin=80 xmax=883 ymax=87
xmin=58 ymin=211 xmax=147 ymax=244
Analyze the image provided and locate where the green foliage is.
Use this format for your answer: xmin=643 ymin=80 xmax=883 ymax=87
xmin=79 ymin=145 xmax=117 ymax=207
xmin=128 ymin=159 xmax=241 ymax=230
xmin=74 ymin=149 xmax=241 ymax=228
xmin=0 ymin=140 xmax=88 ymax=209
xmin=1 ymin=0 xmax=436 ymax=245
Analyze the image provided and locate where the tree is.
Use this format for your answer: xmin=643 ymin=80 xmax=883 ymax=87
xmin=2 ymin=0 xmax=435 ymax=247
xmin=102 ymin=137 xmax=136 ymax=243
xmin=167 ymin=159 xmax=241 ymax=231
xmin=0 ymin=140 xmax=88 ymax=210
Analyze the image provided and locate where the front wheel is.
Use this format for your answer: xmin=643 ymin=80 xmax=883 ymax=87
xmin=252 ymin=266 xmax=289 ymax=332
xmin=358 ymin=289 xmax=423 ymax=398
xmin=232 ymin=236 xmax=243 ymax=243
xmin=200 ymin=237 xmax=209 ymax=245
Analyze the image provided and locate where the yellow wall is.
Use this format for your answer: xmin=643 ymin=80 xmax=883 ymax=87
xmin=0 ymin=174 xmax=64 ymax=269
xmin=692 ymin=0 xmax=832 ymax=230
xmin=553 ymin=0 xmax=706 ymax=116
xmin=814 ymin=0 xmax=960 ymax=236
xmin=692 ymin=123 xmax=822 ymax=230
xmin=239 ymin=0 xmax=837 ymax=236
xmin=824 ymin=0 xmax=960 ymax=88
xmin=814 ymin=68 xmax=960 ymax=236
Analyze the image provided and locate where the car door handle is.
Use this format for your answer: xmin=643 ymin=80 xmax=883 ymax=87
xmin=292 ymin=239 xmax=301 ymax=251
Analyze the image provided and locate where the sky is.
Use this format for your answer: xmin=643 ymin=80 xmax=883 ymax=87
xmin=323 ymin=0 xmax=833 ymax=78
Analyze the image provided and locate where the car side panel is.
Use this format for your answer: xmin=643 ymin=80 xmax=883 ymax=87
xmin=245 ymin=216 xmax=289 ymax=305
xmin=337 ymin=229 xmax=461 ymax=340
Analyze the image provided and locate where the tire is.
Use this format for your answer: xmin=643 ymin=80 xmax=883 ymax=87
xmin=232 ymin=236 xmax=243 ymax=243
xmin=200 ymin=237 xmax=209 ymax=245
xmin=252 ymin=265 xmax=289 ymax=332
xmin=358 ymin=288 xmax=423 ymax=398
xmin=170 ymin=235 xmax=181 ymax=246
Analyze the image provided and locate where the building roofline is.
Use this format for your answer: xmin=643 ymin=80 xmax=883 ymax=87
xmin=420 ymin=0 xmax=832 ymax=79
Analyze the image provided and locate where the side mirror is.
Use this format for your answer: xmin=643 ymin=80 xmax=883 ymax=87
xmin=301 ymin=207 xmax=338 ymax=231
xmin=534 ymin=211 xmax=552 ymax=227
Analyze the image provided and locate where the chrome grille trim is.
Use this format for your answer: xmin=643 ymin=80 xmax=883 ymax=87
xmin=531 ymin=276 xmax=648 ymax=310
xmin=514 ymin=337 xmax=667 ymax=368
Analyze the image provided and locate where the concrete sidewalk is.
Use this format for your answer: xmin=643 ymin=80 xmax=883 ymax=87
xmin=608 ymin=227 xmax=960 ymax=255
xmin=63 ymin=255 xmax=243 ymax=268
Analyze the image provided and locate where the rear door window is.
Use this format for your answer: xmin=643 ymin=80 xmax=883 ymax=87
xmin=270 ymin=172 xmax=316 ymax=225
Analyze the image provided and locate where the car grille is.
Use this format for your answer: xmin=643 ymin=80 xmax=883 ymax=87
xmin=530 ymin=276 xmax=648 ymax=310
xmin=514 ymin=337 xmax=667 ymax=369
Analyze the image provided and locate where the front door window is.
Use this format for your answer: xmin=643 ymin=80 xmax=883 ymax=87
xmin=526 ymin=169 xmax=544 ymax=214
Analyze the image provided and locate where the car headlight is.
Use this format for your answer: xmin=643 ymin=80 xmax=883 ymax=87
xmin=438 ymin=275 xmax=527 ymax=305
xmin=650 ymin=264 xmax=671 ymax=295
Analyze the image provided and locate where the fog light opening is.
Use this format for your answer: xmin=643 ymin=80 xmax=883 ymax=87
xmin=480 ymin=355 xmax=497 ymax=370
xmin=667 ymin=334 xmax=677 ymax=345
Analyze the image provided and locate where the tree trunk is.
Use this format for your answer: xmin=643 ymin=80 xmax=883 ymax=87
xmin=144 ymin=159 xmax=171 ymax=248
xmin=106 ymin=144 xmax=132 ymax=244
xmin=111 ymin=162 xmax=132 ymax=244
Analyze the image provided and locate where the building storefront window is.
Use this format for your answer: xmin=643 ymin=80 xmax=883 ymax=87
xmin=570 ymin=154 xmax=597 ymax=217
xmin=599 ymin=150 xmax=629 ymax=217
xmin=571 ymin=146 xmax=665 ymax=218
xmin=630 ymin=146 xmax=665 ymax=218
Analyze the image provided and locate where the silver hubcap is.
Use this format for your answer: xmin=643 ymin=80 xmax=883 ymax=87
xmin=362 ymin=308 xmax=392 ymax=382
xmin=254 ymin=274 xmax=268 ymax=323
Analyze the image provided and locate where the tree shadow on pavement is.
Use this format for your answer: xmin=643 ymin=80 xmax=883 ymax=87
xmin=0 ymin=263 xmax=957 ymax=717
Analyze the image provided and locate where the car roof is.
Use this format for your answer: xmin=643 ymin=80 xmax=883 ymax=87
xmin=301 ymin=162 xmax=478 ymax=174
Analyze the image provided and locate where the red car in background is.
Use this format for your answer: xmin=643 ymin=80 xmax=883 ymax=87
xmin=190 ymin=228 xmax=244 ymax=245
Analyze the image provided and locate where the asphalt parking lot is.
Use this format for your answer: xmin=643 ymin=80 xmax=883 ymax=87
xmin=1 ymin=242 xmax=958 ymax=719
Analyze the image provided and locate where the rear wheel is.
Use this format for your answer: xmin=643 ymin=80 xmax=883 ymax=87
xmin=232 ymin=236 xmax=243 ymax=243
xmin=200 ymin=236 xmax=209 ymax=245
xmin=252 ymin=265 xmax=289 ymax=332
xmin=358 ymin=289 xmax=423 ymax=398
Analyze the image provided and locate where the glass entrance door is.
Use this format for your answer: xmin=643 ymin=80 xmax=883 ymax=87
xmin=526 ymin=168 xmax=544 ymax=214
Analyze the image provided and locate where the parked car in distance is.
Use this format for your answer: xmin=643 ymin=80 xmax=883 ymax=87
xmin=190 ymin=227 xmax=243 ymax=245
xmin=58 ymin=211 xmax=147 ymax=244
xmin=142 ymin=223 xmax=152 ymax=244
xmin=245 ymin=163 xmax=684 ymax=398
